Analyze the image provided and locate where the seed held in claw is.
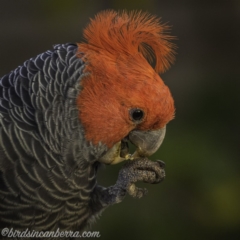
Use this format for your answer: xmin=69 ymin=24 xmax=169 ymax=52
xmin=125 ymin=153 xmax=134 ymax=161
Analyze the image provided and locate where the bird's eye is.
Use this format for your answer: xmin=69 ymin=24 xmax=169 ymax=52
xmin=129 ymin=108 xmax=144 ymax=122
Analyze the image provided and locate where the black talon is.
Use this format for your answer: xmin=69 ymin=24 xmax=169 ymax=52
xmin=157 ymin=160 xmax=165 ymax=168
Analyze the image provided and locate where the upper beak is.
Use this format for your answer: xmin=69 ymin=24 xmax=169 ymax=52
xmin=99 ymin=126 xmax=166 ymax=165
xmin=129 ymin=126 xmax=166 ymax=158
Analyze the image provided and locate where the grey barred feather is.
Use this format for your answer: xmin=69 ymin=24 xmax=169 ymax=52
xmin=0 ymin=43 xmax=107 ymax=232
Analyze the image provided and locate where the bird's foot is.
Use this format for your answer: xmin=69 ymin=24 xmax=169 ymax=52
xmin=116 ymin=158 xmax=165 ymax=198
xmin=90 ymin=158 xmax=165 ymax=216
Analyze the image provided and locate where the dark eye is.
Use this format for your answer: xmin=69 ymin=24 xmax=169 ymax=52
xmin=129 ymin=108 xmax=144 ymax=122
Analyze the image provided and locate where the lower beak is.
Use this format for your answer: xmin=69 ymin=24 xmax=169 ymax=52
xmin=99 ymin=126 xmax=166 ymax=165
xmin=129 ymin=126 xmax=166 ymax=158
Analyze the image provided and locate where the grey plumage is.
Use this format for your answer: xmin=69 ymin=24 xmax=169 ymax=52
xmin=0 ymin=43 xmax=107 ymax=231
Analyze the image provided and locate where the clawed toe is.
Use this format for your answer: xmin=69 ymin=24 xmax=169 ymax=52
xmin=116 ymin=158 xmax=166 ymax=198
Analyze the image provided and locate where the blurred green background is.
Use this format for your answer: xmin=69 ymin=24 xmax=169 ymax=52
xmin=0 ymin=0 xmax=239 ymax=239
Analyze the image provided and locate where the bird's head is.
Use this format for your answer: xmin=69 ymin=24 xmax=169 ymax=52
xmin=77 ymin=10 xmax=176 ymax=164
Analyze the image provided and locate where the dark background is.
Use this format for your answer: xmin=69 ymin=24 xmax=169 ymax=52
xmin=0 ymin=1 xmax=239 ymax=239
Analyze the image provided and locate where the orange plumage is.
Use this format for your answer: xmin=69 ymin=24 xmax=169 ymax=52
xmin=77 ymin=10 xmax=176 ymax=148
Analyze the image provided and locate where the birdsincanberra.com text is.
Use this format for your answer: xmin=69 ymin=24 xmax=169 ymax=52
xmin=1 ymin=228 xmax=101 ymax=238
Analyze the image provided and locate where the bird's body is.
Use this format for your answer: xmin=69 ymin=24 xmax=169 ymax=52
xmin=0 ymin=43 xmax=102 ymax=230
xmin=0 ymin=10 xmax=176 ymax=234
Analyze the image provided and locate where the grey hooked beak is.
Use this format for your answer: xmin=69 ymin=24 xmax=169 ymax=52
xmin=129 ymin=126 xmax=166 ymax=158
xmin=99 ymin=126 xmax=166 ymax=165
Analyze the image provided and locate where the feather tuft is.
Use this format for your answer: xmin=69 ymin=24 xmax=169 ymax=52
xmin=78 ymin=10 xmax=176 ymax=73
